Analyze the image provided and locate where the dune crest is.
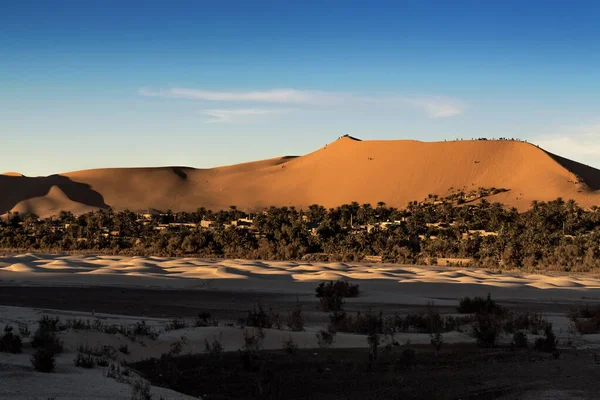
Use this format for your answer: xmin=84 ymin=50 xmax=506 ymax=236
xmin=3 ymin=139 xmax=600 ymax=216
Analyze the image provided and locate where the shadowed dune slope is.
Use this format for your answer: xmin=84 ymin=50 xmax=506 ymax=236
xmin=3 ymin=139 xmax=600 ymax=216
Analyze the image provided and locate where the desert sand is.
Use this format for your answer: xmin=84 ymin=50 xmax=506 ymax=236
xmin=3 ymin=254 xmax=600 ymax=399
xmin=3 ymin=138 xmax=600 ymax=218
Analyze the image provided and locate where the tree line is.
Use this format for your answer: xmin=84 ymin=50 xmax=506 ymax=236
xmin=2 ymin=197 xmax=600 ymax=271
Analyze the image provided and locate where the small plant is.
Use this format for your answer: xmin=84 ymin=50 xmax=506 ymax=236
xmin=165 ymin=319 xmax=187 ymax=331
xmin=430 ymin=331 xmax=443 ymax=356
xmin=287 ymin=301 xmax=305 ymax=332
xmin=204 ymin=337 xmax=224 ymax=359
xmin=457 ymin=293 xmax=505 ymax=316
xmin=38 ymin=315 xmax=65 ymax=332
xmin=131 ymin=379 xmax=153 ymax=400
xmin=240 ymin=303 xmax=280 ymax=329
xmin=67 ymin=318 xmax=93 ymax=330
xmin=133 ymin=321 xmax=158 ymax=339
xmin=74 ymin=352 xmax=96 ymax=368
xmin=32 ymin=328 xmax=63 ymax=354
xmin=473 ymin=313 xmax=501 ymax=348
xmin=512 ymin=331 xmax=528 ymax=349
xmin=534 ymin=324 xmax=558 ymax=353
xmin=169 ymin=340 xmax=183 ymax=355
xmin=119 ymin=344 xmax=130 ymax=355
xmin=316 ymin=328 xmax=335 ymax=348
xmin=239 ymin=328 xmax=265 ymax=372
xmin=367 ymin=332 xmax=380 ymax=361
xmin=0 ymin=325 xmax=23 ymax=354
xmin=315 ymin=279 xmax=359 ymax=312
xmin=195 ymin=312 xmax=218 ymax=327
xmin=18 ymin=323 xmax=31 ymax=338
xmin=282 ymin=336 xmax=299 ymax=355
xmin=31 ymin=347 xmax=56 ymax=372
xmin=106 ymin=363 xmax=132 ymax=383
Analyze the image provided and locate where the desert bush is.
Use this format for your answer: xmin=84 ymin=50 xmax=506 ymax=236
xmin=534 ymin=324 xmax=558 ymax=353
xmin=106 ymin=363 xmax=132 ymax=383
xmin=430 ymin=331 xmax=443 ymax=356
xmin=119 ymin=344 xmax=130 ymax=354
xmin=131 ymin=379 xmax=153 ymax=400
xmin=204 ymin=337 xmax=224 ymax=359
xmin=0 ymin=325 xmax=23 ymax=353
xmin=38 ymin=315 xmax=66 ymax=332
xmin=329 ymin=309 xmax=383 ymax=334
xmin=282 ymin=336 xmax=299 ymax=355
xmin=169 ymin=340 xmax=183 ymax=355
xmin=18 ymin=323 xmax=31 ymax=338
xmin=239 ymin=328 xmax=265 ymax=372
xmin=132 ymin=321 xmax=159 ymax=339
xmin=316 ymin=279 xmax=360 ymax=298
xmin=74 ymin=352 xmax=96 ymax=368
xmin=287 ymin=302 xmax=305 ymax=332
xmin=569 ymin=304 xmax=600 ymax=334
xmin=316 ymin=328 xmax=336 ymax=348
xmin=67 ymin=318 xmax=93 ymax=330
xmin=315 ymin=279 xmax=359 ymax=312
xmin=457 ymin=293 xmax=505 ymax=315
xmin=240 ymin=303 xmax=280 ymax=329
xmin=367 ymin=333 xmax=380 ymax=360
xmin=503 ymin=311 xmax=549 ymax=334
xmin=31 ymin=347 xmax=57 ymax=373
xmin=473 ymin=312 xmax=501 ymax=348
xmin=195 ymin=312 xmax=218 ymax=327
xmin=31 ymin=328 xmax=63 ymax=354
xmin=77 ymin=343 xmax=117 ymax=360
xmin=165 ymin=319 xmax=187 ymax=331
xmin=512 ymin=331 xmax=528 ymax=349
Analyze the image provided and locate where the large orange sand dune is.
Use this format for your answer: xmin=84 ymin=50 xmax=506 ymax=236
xmin=2 ymin=138 xmax=600 ymax=217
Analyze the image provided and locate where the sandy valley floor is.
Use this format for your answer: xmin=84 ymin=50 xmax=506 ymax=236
xmin=2 ymin=254 xmax=600 ymax=399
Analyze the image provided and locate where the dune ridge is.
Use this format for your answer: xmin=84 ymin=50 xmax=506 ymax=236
xmin=3 ymin=138 xmax=600 ymax=217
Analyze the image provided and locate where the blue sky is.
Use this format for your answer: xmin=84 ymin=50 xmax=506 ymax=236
xmin=2 ymin=0 xmax=600 ymax=175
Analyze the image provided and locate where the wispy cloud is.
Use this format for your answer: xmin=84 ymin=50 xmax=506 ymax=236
xmin=533 ymin=123 xmax=600 ymax=166
xmin=202 ymin=108 xmax=289 ymax=123
xmin=139 ymin=87 xmax=466 ymax=119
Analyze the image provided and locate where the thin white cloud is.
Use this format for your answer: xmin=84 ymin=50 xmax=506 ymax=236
xmin=139 ymin=87 xmax=466 ymax=118
xmin=533 ymin=123 xmax=600 ymax=166
xmin=201 ymin=108 xmax=288 ymax=123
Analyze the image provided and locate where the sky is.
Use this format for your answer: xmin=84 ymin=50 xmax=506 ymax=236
xmin=2 ymin=0 xmax=600 ymax=175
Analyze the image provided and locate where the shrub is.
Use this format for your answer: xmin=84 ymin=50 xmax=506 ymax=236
xmin=316 ymin=328 xmax=335 ymax=348
xmin=32 ymin=328 xmax=63 ymax=354
xmin=282 ymin=336 xmax=299 ymax=355
xmin=119 ymin=344 xmax=130 ymax=355
xmin=195 ymin=312 xmax=218 ymax=327
xmin=512 ymin=331 xmax=528 ymax=349
xmin=18 ymin=323 xmax=31 ymax=338
xmin=394 ymin=348 xmax=416 ymax=371
xmin=457 ymin=293 xmax=505 ymax=315
xmin=430 ymin=331 xmax=443 ymax=356
xmin=329 ymin=309 xmax=383 ymax=335
xmin=131 ymin=380 xmax=153 ymax=400
xmin=204 ymin=337 xmax=224 ymax=359
xmin=31 ymin=347 xmax=56 ymax=372
xmin=239 ymin=328 xmax=265 ymax=372
xmin=534 ymin=324 xmax=558 ymax=353
xmin=165 ymin=319 xmax=187 ymax=331
xmin=473 ymin=313 xmax=501 ymax=348
xmin=77 ymin=343 xmax=117 ymax=359
xmin=367 ymin=333 xmax=380 ymax=360
xmin=38 ymin=315 xmax=65 ymax=332
xmin=169 ymin=341 xmax=183 ymax=355
xmin=240 ymin=303 xmax=280 ymax=329
xmin=67 ymin=318 xmax=93 ymax=330
xmin=315 ymin=279 xmax=359 ymax=312
xmin=504 ymin=311 xmax=549 ymax=335
xmin=287 ymin=302 xmax=305 ymax=332
xmin=569 ymin=304 xmax=600 ymax=334
xmin=74 ymin=352 xmax=96 ymax=368
xmin=132 ymin=321 xmax=158 ymax=339
xmin=0 ymin=325 xmax=23 ymax=353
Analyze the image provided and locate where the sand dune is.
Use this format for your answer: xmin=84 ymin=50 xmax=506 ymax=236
xmin=3 ymin=254 xmax=600 ymax=299
xmin=3 ymin=138 xmax=600 ymax=217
